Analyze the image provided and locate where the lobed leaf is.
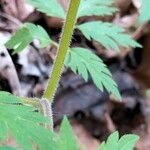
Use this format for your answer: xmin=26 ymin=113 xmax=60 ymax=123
xmin=78 ymin=0 xmax=117 ymax=18
xmin=99 ymin=131 xmax=139 ymax=150
xmin=106 ymin=131 xmax=119 ymax=150
xmin=57 ymin=116 xmax=78 ymax=150
xmin=25 ymin=23 xmax=51 ymax=47
xmin=77 ymin=21 xmax=141 ymax=52
xmin=118 ymin=134 xmax=139 ymax=150
xmin=65 ymin=47 xmax=121 ymax=100
xmin=0 ymin=92 xmax=56 ymax=150
xmin=5 ymin=23 xmax=51 ymax=54
xmin=27 ymin=0 xmax=65 ymax=19
xmin=5 ymin=27 xmax=32 ymax=53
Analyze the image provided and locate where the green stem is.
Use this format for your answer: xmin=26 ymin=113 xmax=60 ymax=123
xmin=43 ymin=0 xmax=81 ymax=101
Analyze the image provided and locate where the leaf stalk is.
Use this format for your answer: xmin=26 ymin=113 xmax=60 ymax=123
xmin=41 ymin=0 xmax=81 ymax=129
xmin=43 ymin=0 xmax=81 ymax=101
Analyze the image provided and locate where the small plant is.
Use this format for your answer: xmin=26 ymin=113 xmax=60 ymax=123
xmin=1 ymin=0 xmax=149 ymax=149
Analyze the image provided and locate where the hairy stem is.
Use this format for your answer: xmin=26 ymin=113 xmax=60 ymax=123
xmin=41 ymin=0 xmax=81 ymax=129
xmin=43 ymin=0 xmax=81 ymax=101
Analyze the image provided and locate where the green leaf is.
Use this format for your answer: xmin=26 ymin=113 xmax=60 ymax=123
xmin=78 ymin=0 xmax=117 ymax=18
xmin=27 ymin=0 xmax=65 ymax=19
xmin=0 ymin=146 xmax=17 ymax=150
xmin=5 ymin=23 xmax=51 ymax=53
xmin=99 ymin=142 xmax=107 ymax=150
xmin=0 ymin=92 xmax=56 ymax=150
xmin=77 ymin=21 xmax=141 ymax=52
xmin=138 ymin=0 xmax=150 ymax=24
xmin=65 ymin=47 xmax=121 ymax=100
xmin=5 ymin=27 xmax=32 ymax=53
xmin=118 ymin=134 xmax=139 ymax=150
xmin=0 ymin=91 xmax=21 ymax=104
xmin=99 ymin=131 xmax=139 ymax=150
xmin=0 ymin=123 xmax=8 ymax=141
xmin=57 ymin=116 xmax=78 ymax=150
xmin=106 ymin=131 xmax=119 ymax=150
xmin=25 ymin=23 xmax=51 ymax=47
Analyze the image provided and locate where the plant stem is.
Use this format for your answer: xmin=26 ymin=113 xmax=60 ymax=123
xmin=43 ymin=0 xmax=81 ymax=102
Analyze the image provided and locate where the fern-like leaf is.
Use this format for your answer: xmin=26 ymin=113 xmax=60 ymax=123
xmin=27 ymin=0 xmax=65 ymax=19
xmin=65 ymin=47 xmax=121 ymax=100
xmin=99 ymin=131 xmax=139 ymax=150
xmin=78 ymin=0 xmax=117 ymax=18
xmin=28 ymin=0 xmax=116 ymax=19
xmin=77 ymin=21 xmax=141 ymax=51
xmin=5 ymin=27 xmax=32 ymax=54
xmin=5 ymin=23 xmax=51 ymax=53
xmin=56 ymin=116 xmax=78 ymax=150
xmin=0 ymin=92 xmax=56 ymax=150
